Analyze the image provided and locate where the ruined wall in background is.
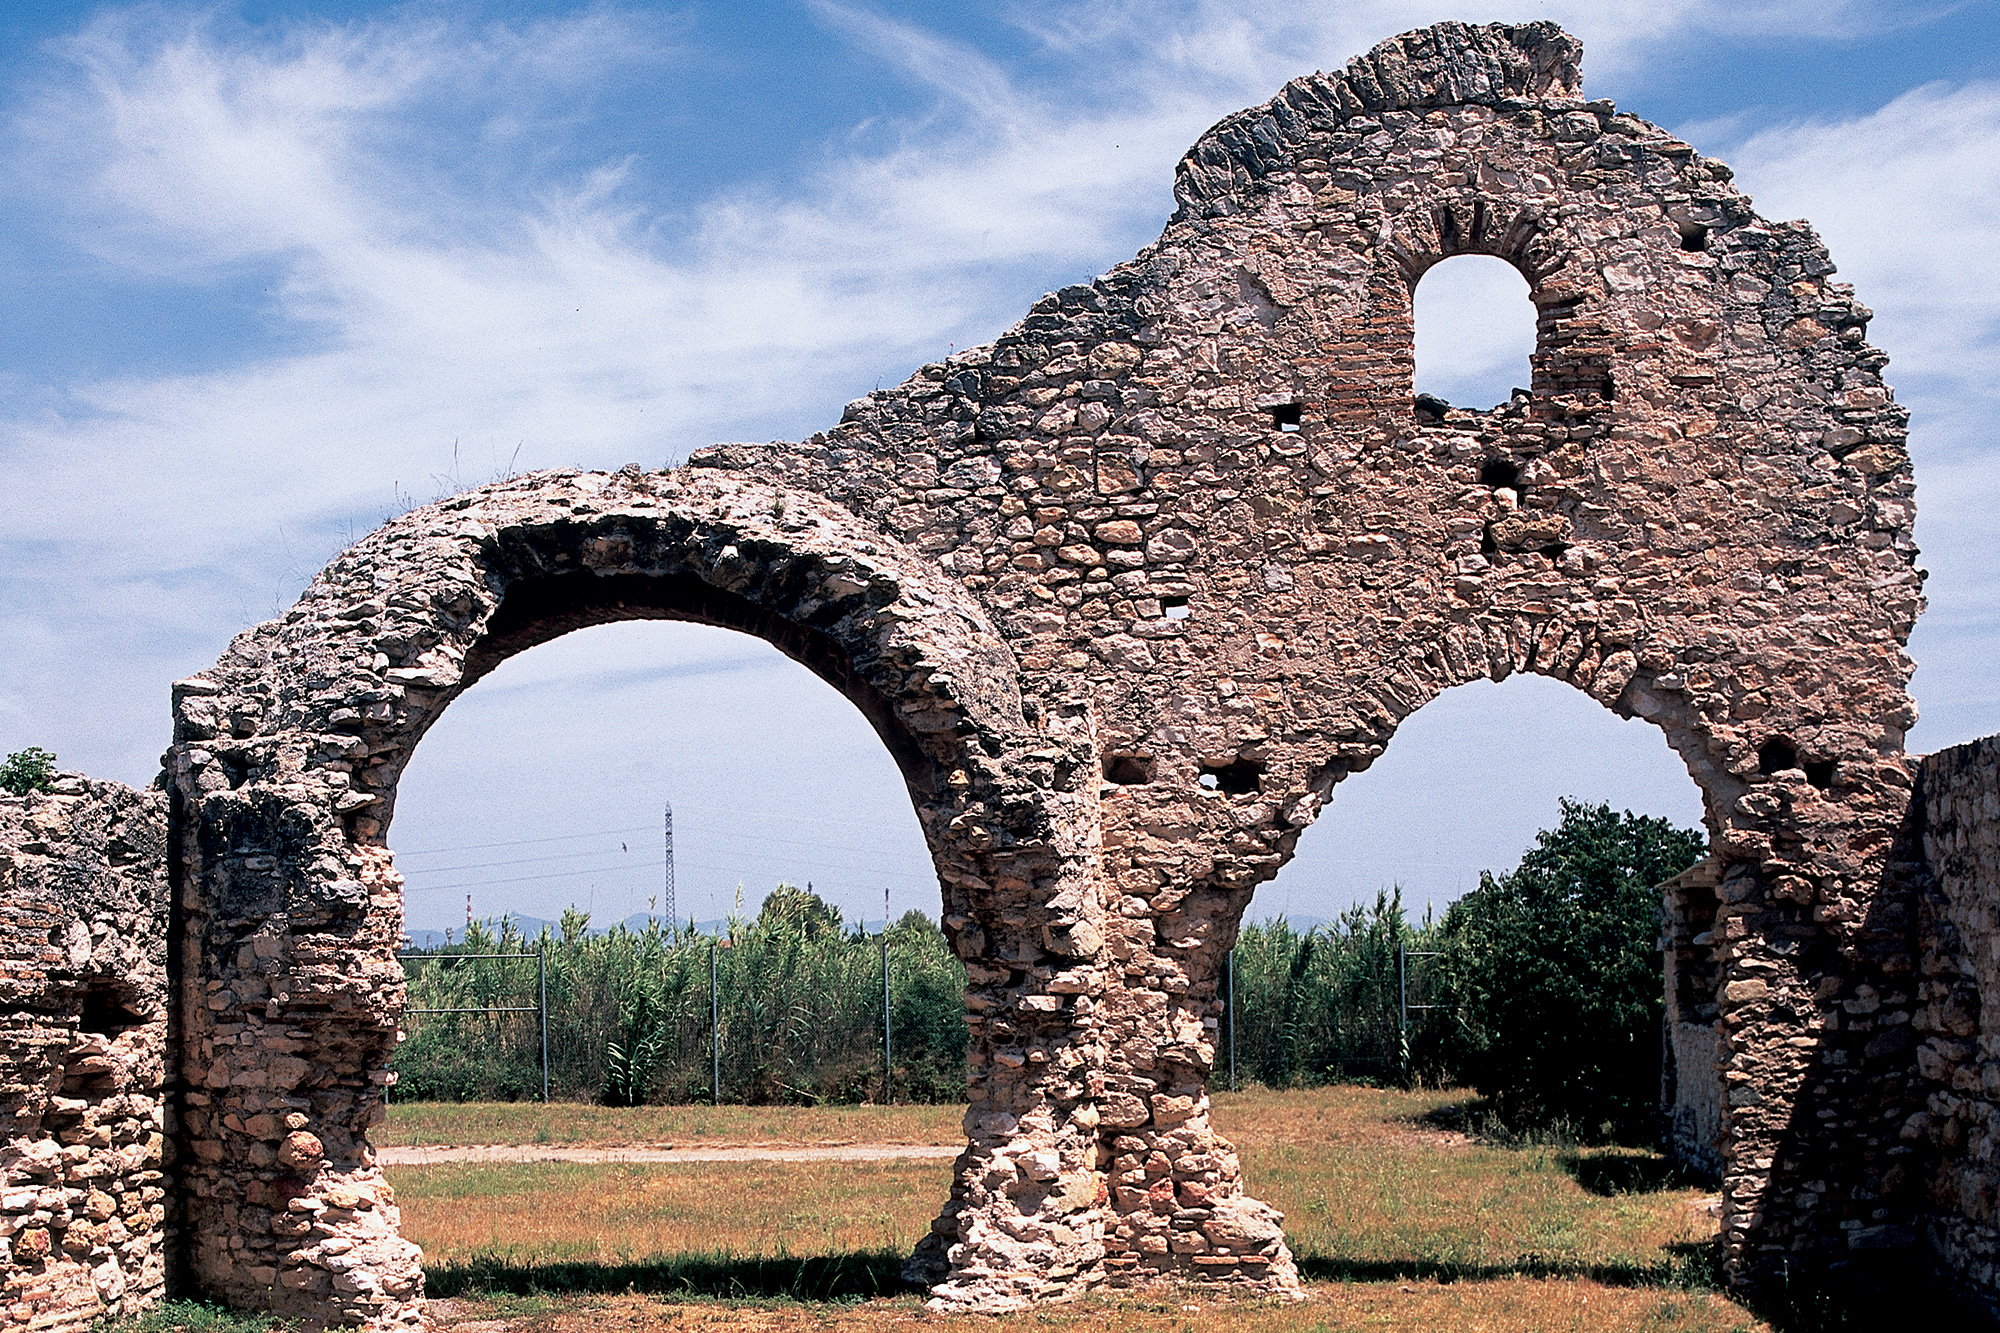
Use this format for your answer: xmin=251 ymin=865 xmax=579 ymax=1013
xmin=1913 ymin=737 xmax=2000 ymax=1314
xmin=1661 ymin=858 xmax=1724 ymax=1180
xmin=0 ymin=778 xmax=170 ymax=1332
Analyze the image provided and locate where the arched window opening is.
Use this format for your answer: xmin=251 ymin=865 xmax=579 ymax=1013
xmin=1412 ymin=254 xmax=1537 ymax=413
xmin=1218 ymin=674 xmax=1717 ymax=1259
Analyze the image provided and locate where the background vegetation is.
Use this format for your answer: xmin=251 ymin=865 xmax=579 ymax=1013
xmin=395 ymin=889 xmax=967 ymax=1106
xmin=394 ymin=802 xmax=1704 ymax=1139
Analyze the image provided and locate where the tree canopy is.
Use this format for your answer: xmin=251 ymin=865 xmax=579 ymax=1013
xmin=1437 ymin=798 xmax=1707 ymax=1141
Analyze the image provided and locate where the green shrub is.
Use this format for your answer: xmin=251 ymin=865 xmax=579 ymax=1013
xmin=1432 ymin=799 xmax=1706 ymax=1142
xmin=0 ymin=747 xmax=57 ymax=796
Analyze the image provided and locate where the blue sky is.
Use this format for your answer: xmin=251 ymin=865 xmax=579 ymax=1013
xmin=3 ymin=1 xmax=1996 ymax=933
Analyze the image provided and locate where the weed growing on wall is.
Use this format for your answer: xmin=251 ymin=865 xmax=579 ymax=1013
xmin=0 ymin=747 xmax=57 ymax=795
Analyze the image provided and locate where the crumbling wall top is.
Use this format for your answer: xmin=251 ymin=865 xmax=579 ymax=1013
xmin=1174 ymin=21 xmax=1584 ymax=218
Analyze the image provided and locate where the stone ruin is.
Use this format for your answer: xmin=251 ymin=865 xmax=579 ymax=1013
xmin=4 ymin=18 xmax=1998 ymax=1330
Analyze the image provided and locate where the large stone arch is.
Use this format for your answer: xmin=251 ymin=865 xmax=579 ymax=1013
xmin=159 ymin=18 xmax=1931 ymax=1325
xmin=164 ymin=470 xmax=1102 ymax=1325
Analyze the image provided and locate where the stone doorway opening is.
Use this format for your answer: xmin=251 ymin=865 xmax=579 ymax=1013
xmin=377 ymin=616 xmax=958 ymax=1281
xmin=1208 ymin=674 xmax=1717 ymax=1264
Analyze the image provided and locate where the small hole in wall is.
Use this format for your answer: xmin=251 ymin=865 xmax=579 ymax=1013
xmin=1269 ymin=402 xmax=1302 ymax=432
xmin=1198 ymin=760 xmax=1263 ymax=796
xmin=1162 ymin=597 xmax=1191 ymax=621
xmin=1679 ymin=223 xmax=1709 ymax=253
xmin=1480 ymin=458 xmax=1520 ymax=489
xmin=1758 ymin=737 xmax=1798 ymax=775
xmin=79 ymin=982 xmax=144 ymax=1037
xmin=1103 ymin=755 xmax=1153 ymax=786
xmin=1803 ymin=760 xmax=1836 ymax=791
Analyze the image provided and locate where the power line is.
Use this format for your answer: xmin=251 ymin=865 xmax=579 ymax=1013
xmin=397 ymin=827 xmax=939 ymax=881
xmin=394 ymin=823 xmax=657 ymax=858
xmin=400 ymin=842 xmax=933 ymax=887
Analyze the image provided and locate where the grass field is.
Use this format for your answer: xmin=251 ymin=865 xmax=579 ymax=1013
xmin=388 ymin=1088 xmax=1716 ymax=1286
xmin=378 ymin=1100 xmax=962 ymax=1148
xmin=369 ymin=1086 xmax=1771 ymax=1333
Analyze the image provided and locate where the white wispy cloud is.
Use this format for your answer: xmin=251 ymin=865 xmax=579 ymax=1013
xmin=1 ymin=0 xmax=1988 ymax=825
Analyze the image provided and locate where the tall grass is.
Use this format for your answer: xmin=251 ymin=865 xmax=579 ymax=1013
xmin=393 ymin=897 xmax=967 ymax=1106
xmin=393 ymin=887 xmax=1458 ymax=1107
xmin=1228 ymin=891 xmax=1453 ymax=1089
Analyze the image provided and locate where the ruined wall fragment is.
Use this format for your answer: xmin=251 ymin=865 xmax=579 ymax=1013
xmin=1913 ymin=737 xmax=2000 ymax=1314
xmin=153 ymin=17 xmax=1934 ymax=1324
xmin=0 ymin=778 xmax=169 ymax=1331
xmin=1662 ymin=858 xmax=1725 ymax=1180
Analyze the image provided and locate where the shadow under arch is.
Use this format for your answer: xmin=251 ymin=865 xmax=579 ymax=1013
xmin=164 ymin=468 xmax=1068 ymax=1327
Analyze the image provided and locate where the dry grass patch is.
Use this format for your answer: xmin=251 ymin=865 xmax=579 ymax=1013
xmin=379 ymin=1102 xmax=962 ymax=1149
xmin=1211 ymin=1086 xmax=1718 ymax=1284
xmin=430 ymin=1285 xmax=1767 ymax=1333
xmin=385 ymin=1087 xmax=1750 ymax=1327
xmin=394 ymin=1158 xmax=948 ymax=1270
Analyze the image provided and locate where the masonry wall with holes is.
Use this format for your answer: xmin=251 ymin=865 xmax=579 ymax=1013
xmin=5 ymin=16 xmax=1995 ymax=1331
xmin=0 ymin=781 xmax=170 ymax=1332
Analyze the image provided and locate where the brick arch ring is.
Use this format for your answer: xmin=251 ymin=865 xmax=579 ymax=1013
xmin=165 ymin=469 xmax=1099 ymax=1327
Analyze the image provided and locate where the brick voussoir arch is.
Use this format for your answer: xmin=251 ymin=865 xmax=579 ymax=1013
xmin=167 ymin=467 xmax=1068 ymax=1328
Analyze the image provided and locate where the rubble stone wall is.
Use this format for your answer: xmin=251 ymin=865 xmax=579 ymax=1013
xmin=152 ymin=17 xmax=1934 ymax=1326
xmin=0 ymin=779 xmax=171 ymax=1332
xmin=1913 ymin=737 xmax=2000 ymax=1313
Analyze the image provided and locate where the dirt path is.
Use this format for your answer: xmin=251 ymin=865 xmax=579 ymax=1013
xmin=379 ymin=1141 xmax=962 ymax=1166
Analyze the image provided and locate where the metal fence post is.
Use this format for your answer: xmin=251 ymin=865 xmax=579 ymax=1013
xmin=538 ymin=942 xmax=549 ymax=1104
xmin=710 ymin=935 xmax=721 ymax=1106
xmin=1226 ymin=947 xmax=1237 ymax=1094
xmin=1397 ymin=938 xmax=1408 ymax=1066
xmin=882 ymin=892 xmax=893 ymax=1105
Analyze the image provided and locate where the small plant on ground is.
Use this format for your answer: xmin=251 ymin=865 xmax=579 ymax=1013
xmin=93 ymin=1298 xmax=288 ymax=1333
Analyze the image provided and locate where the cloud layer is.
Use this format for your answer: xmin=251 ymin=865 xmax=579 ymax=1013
xmin=2 ymin=1 xmax=1991 ymax=921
